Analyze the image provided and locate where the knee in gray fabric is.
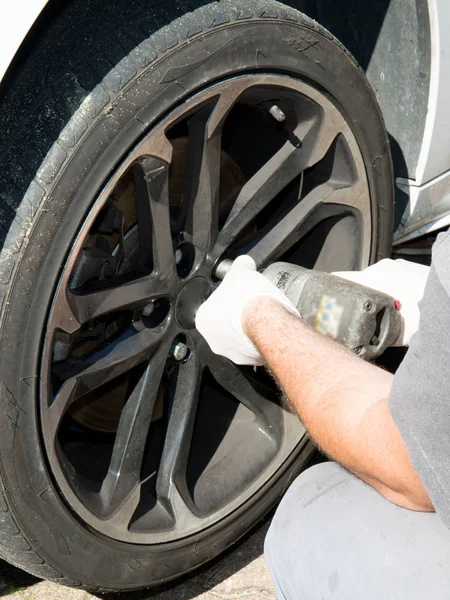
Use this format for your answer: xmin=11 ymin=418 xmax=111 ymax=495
xmin=263 ymin=516 xmax=279 ymax=566
xmin=263 ymin=463 xmax=353 ymax=600
xmin=264 ymin=462 xmax=340 ymax=565
xmin=264 ymin=515 xmax=291 ymax=600
xmin=263 ymin=467 xmax=327 ymax=599
xmin=265 ymin=462 xmax=450 ymax=600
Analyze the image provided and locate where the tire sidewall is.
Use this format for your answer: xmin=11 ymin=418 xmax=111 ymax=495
xmin=0 ymin=16 xmax=393 ymax=589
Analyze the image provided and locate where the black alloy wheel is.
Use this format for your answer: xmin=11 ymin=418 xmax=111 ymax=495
xmin=41 ymin=74 xmax=373 ymax=543
xmin=0 ymin=0 xmax=393 ymax=590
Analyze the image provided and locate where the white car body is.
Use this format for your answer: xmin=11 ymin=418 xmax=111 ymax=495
xmin=0 ymin=1 xmax=48 ymax=82
xmin=1 ymin=0 xmax=450 ymax=245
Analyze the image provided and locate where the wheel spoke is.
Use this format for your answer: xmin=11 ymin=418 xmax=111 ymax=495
xmin=99 ymin=339 xmax=171 ymax=518
xmin=249 ymin=137 xmax=367 ymax=268
xmin=183 ymin=76 xmax=263 ymax=250
xmin=211 ymin=142 xmax=302 ymax=258
xmin=248 ymin=181 xmax=337 ymax=268
xmin=211 ymin=103 xmax=351 ymax=260
xmin=156 ymin=348 xmax=201 ymax=520
xmin=48 ymin=328 xmax=164 ymax=433
xmin=133 ymin=156 xmax=176 ymax=280
xmin=322 ymin=182 xmax=372 ymax=267
xmin=64 ymin=274 xmax=165 ymax=327
xmin=95 ymin=485 xmax=142 ymax=534
xmin=204 ymin=351 xmax=281 ymax=439
xmin=184 ymin=108 xmax=222 ymax=252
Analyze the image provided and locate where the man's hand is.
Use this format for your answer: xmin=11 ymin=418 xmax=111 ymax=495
xmin=195 ymin=255 xmax=299 ymax=365
xmin=333 ymin=259 xmax=430 ymax=346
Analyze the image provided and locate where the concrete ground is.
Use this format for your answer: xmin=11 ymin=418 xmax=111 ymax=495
xmin=0 ymin=520 xmax=275 ymax=600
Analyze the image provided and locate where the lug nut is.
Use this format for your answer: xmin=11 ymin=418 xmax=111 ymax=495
xmin=214 ymin=259 xmax=233 ymax=280
xmin=170 ymin=342 xmax=189 ymax=362
xmin=142 ymin=302 xmax=155 ymax=317
xmin=175 ymin=248 xmax=183 ymax=264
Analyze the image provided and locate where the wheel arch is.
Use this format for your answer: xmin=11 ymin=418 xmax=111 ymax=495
xmin=286 ymin=1 xmax=432 ymax=183
xmin=0 ymin=0 xmax=434 ymax=183
xmin=0 ymin=0 xmax=434 ymax=233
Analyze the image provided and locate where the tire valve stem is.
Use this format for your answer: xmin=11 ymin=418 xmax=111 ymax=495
xmin=269 ymin=104 xmax=286 ymax=123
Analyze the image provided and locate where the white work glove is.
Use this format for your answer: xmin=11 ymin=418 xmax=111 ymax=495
xmin=195 ymin=255 xmax=300 ymax=366
xmin=333 ymin=259 xmax=430 ymax=346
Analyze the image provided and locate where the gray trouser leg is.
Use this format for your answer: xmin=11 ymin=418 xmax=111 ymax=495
xmin=265 ymin=462 xmax=450 ymax=600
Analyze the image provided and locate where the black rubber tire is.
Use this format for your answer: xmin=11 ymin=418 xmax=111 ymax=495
xmin=0 ymin=0 xmax=394 ymax=592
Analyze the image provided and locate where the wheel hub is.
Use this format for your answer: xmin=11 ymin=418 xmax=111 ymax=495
xmin=174 ymin=277 xmax=212 ymax=330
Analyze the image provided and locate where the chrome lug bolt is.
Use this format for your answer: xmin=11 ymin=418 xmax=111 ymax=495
xmin=142 ymin=302 xmax=155 ymax=317
xmin=170 ymin=342 xmax=189 ymax=361
xmin=175 ymin=248 xmax=183 ymax=264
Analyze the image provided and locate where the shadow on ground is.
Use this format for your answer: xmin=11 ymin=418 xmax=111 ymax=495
xmin=0 ymin=561 xmax=38 ymax=596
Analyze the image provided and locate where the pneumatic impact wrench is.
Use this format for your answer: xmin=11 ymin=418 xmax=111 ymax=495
xmin=215 ymin=259 xmax=402 ymax=360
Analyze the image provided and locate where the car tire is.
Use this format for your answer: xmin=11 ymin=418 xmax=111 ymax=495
xmin=0 ymin=0 xmax=393 ymax=591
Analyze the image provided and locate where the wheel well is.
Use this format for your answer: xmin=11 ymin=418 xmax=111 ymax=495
xmin=1 ymin=0 xmax=431 ymax=184
xmin=284 ymin=0 xmax=431 ymax=184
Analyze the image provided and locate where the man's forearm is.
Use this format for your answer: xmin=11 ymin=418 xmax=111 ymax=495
xmin=243 ymin=296 xmax=432 ymax=511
